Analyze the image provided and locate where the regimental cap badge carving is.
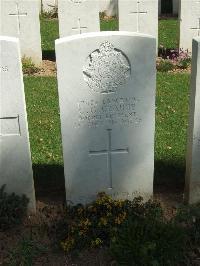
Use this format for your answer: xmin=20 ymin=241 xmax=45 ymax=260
xmin=83 ymin=41 xmax=131 ymax=94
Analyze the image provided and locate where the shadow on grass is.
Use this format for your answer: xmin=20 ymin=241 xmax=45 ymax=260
xmin=33 ymin=164 xmax=65 ymax=202
xmin=158 ymin=47 xmax=179 ymax=58
xmin=42 ymin=50 xmax=56 ymax=61
xmin=154 ymin=160 xmax=185 ymax=193
xmin=33 ymin=160 xmax=185 ymax=202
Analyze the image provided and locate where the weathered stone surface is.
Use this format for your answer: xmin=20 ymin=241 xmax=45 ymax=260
xmin=180 ymin=0 xmax=200 ymax=52
xmin=42 ymin=0 xmax=57 ymax=12
xmin=56 ymin=32 xmax=156 ymax=204
xmin=0 ymin=36 xmax=36 ymax=211
xmin=0 ymin=0 xmax=42 ymax=65
xmin=58 ymin=0 xmax=100 ymax=37
xmin=99 ymin=0 xmax=118 ymax=16
xmin=118 ymin=0 xmax=158 ymax=42
xmin=185 ymin=37 xmax=200 ymax=204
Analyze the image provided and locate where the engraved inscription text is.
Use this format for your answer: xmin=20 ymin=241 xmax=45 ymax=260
xmin=76 ymin=96 xmax=141 ymax=128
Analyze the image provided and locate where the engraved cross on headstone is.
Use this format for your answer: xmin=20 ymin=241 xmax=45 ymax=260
xmin=191 ymin=18 xmax=200 ymax=36
xmin=89 ymin=129 xmax=129 ymax=189
xmin=0 ymin=116 xmax=20 ymax=136
xmin=130 ymin=0 xmax=147 ymax=32
xmin=9 ymin=2 xmax=27 ymax=35
xmin=72 ymin=18 xmax=87 ymax=34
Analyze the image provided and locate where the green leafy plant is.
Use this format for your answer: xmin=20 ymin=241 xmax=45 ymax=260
xmin=177 ymin=57 xmax=191 ymax=69
xmin=0 ymin=185 xmax=29 ymax=230
xmin=9 ymin=237 xmax=47 ymax=266
xmin=58 ymin=193 xmax=163 ymax=253
xmin=110 ymin=217 xmax=189 ymax=266
xmin=157 ymin=59 xmax=175 ymax=72
xmin=175 ymin=202 xmax=200 ymax=247
xmin=22 ymin=57 xmax=40 ymax=75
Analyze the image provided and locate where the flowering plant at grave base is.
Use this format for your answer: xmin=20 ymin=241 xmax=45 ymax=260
xmin=60 ymin=192 xmax=163 ymax=253
xmin=157 ymin=46 xmax=191 ymax=71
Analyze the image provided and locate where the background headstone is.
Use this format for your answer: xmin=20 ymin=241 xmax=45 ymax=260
xmin=41 ymin=0 xmax=58 ymax=12
xmin=180 ymin=0 xmax=200 ymax=52
xmin=0 ymin=36 xmax=36 ymax=211
xmin=58 ymin=0 xmax=100 ymax=37
xmin=99 ymin=0 xmax=118 ymax=16
xmin=0 ymin=0 xmax=42 ymax=66
xmin=56 ymin=32 xmax=156 ymax=204
xmin=118 ymin=0 xmax=158 ymax=42
xmin=185 ymin=37 xmax=200 ymax=204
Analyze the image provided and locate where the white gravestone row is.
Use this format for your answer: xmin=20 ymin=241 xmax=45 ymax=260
xmin=180 ymin=0 xmax=200 ymax=52
xmin=3 ymin=33 xmax=200 ymax=207
xmin=56 ymin=32 xmax=156 ymax=204
xmin=0 ymin=0 xmax=42 ymax=66
xmin=0 ymin=36 xmax=36 ymax=211
xmin=118 ymin=0 xmax=158 ymax=42
xmin=58 ymin=0 xmax=100 ymax=37
xmin=185 ymin=37 xmax=200 ymax=204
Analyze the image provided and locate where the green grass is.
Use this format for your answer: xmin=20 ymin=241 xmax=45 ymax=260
xmin=40 ymin=17 xmax=59 ymax=55
xmin=24 ymin=77 xmax=64 ymax=193
xmin=40 ymin=17 xmax=180 ymax=54
xmin=24 ymin=73 xmax=190 ymax=189
xmin=24 ymin=77 xmax=62 ymax=165
xmin=155 ymin=73 xmax=190 ymax=186
xmin=158 ymin=18 xmax=179 ymax=49
xmin=100 ymin=18 xmax=118 ymax=31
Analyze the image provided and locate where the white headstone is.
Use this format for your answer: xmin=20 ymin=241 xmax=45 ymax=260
xmin=0 ymin=0 xmax=42 ymax=66
xmin=42 ymin=0 xmax=58 ymax=12
xmin=180 ymin=0 xmax=200 ymax=52
xmin=58 ymin=0 xmax=100 ymax=37
xmin=99 ymin=0 xmax=118 ymax=16
xmin=118 ymin=0 xmax=158 ymax=42
xmin=0 ymin=36 xmax=36 ymax=211
xmin=56 ymin=32 xmax=156 ymax=204
xmin=185 ymin=37 xmax=200 ymax=204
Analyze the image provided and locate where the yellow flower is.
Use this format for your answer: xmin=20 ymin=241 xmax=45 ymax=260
xmin=84 ymin=218 xmax=91 ymax=226
xmin=115 ymin=216 xmax=122 ymax=225
xmin=79 ymin=229 xmax=87 ymax=236
xmin=91 ymin=238 xmax=103 ymax=247
xmin=79 ymin=218 xmax=91 ymax=228
xmin=115 ymin=212 xmax=127 ymax=224
xmin=114 ymin=200 xmax=123 ymax=208
xmin=61 ymin=237 xmax=75 ymax=252
xmin=77 ymin=207 xmax=83 ymax=214
xmin=98 ymin=217 xmax=108 ymax=226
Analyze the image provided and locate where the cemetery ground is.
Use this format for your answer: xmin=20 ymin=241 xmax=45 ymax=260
xmin=1 ymin=16 xmax=200 ymax=265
